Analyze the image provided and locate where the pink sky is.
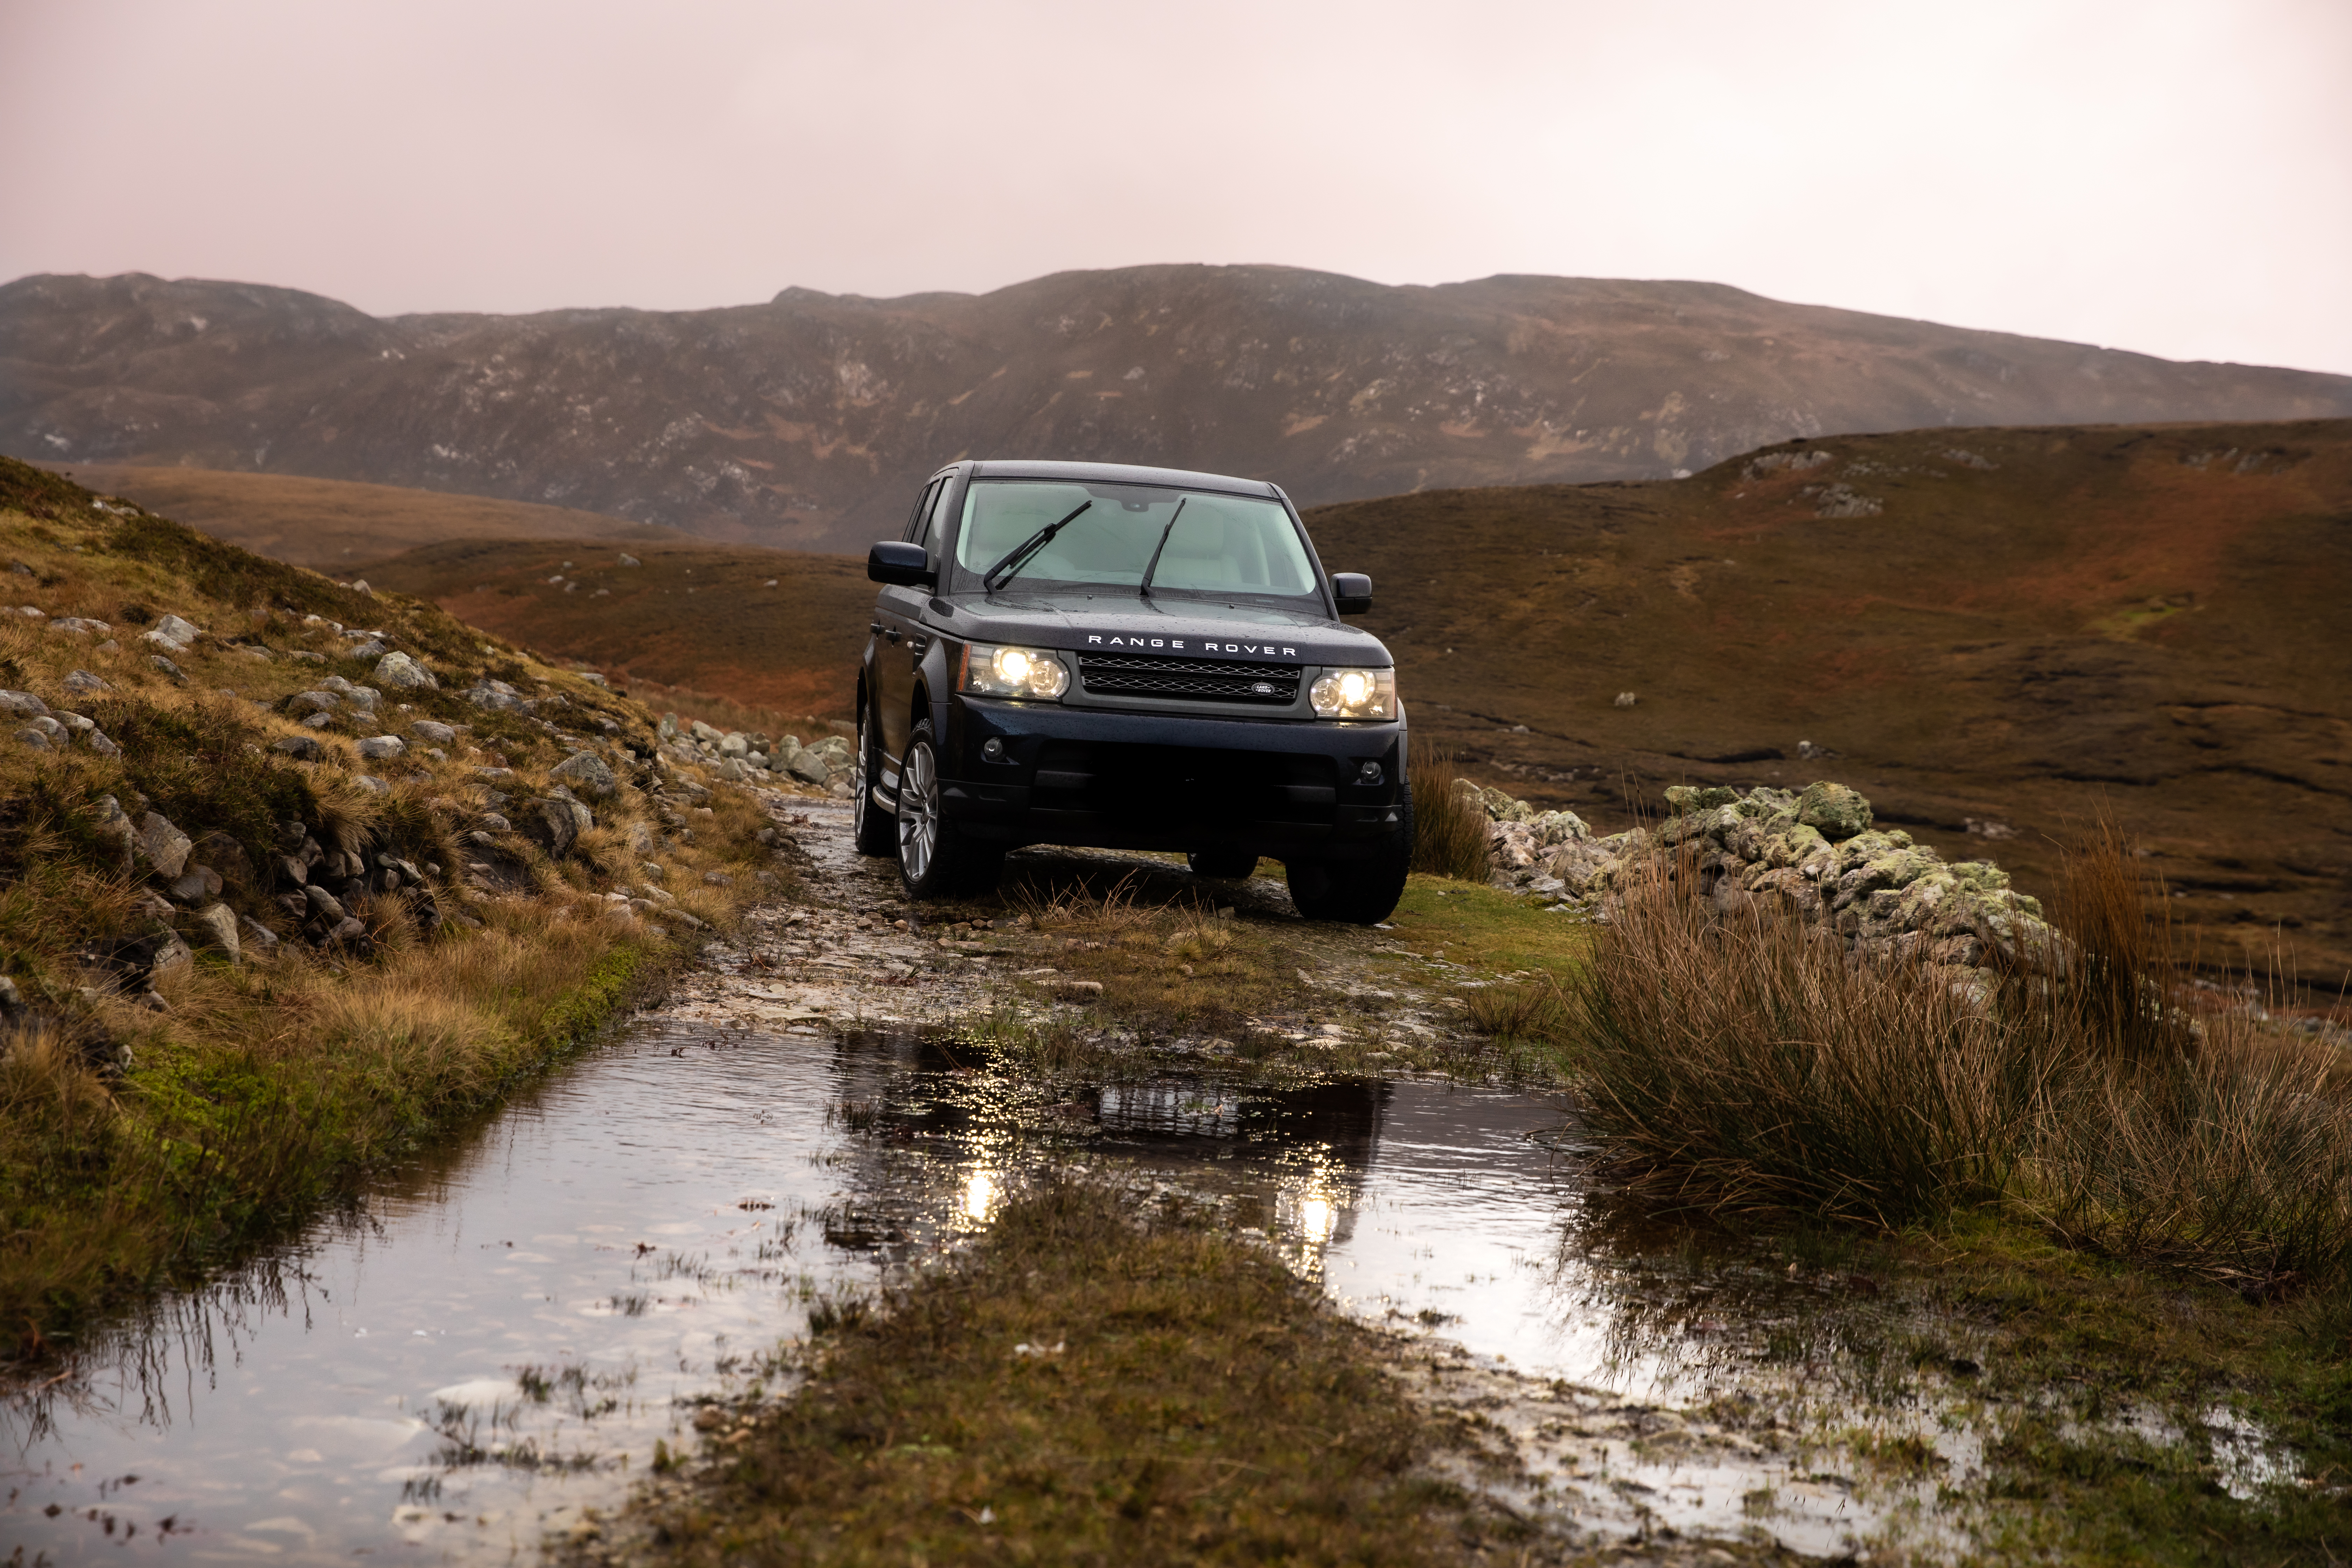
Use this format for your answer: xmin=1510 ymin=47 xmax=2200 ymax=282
xmin=4 ymin=0 xmax=2347 ymax=374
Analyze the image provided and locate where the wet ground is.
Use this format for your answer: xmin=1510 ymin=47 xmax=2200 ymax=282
xmin=1 ymin=802 xmax=2300 ymax=1563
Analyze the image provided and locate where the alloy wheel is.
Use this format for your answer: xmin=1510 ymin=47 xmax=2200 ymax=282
xmin=898 ymin=742 xmax=939 ymax=883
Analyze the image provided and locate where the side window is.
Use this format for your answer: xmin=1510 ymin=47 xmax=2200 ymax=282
xmin=902 ymin=478 xmax=942 ymax=542
xmin=917 ymin=477 xmax=955 ymax=562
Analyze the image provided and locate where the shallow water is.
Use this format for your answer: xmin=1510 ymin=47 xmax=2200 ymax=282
xmin=6 ymin=1013 xmax=1689 ymax=1564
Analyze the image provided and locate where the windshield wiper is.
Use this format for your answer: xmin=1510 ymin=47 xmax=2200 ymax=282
xmin=982 ymin=499 xmax=1093 ymax=593
xmin=1135 ymin=497 xmax=1188 ymax=600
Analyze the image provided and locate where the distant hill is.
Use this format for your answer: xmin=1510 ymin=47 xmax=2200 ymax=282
xmin=7 ymin=266 xmax=2348 ymax=554
xmin=37 ymin=464 xmax=683 ymax=569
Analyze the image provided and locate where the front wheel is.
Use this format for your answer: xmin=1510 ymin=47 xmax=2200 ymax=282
xmin=896 ymin=721 xmax=1003 ymax=899
xmin=850 ymin=701 xmax=895 ymax=856
xmin=1284 ymin=785 xmax=1414 ymax=925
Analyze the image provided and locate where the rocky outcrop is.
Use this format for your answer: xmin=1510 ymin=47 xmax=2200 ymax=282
xmin=656 ymin=713 xmax=852 ymax=798
xmin=1475 ymin=779 xmax=2056 ymax=978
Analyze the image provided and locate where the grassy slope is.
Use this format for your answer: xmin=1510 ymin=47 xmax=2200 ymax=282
xmin=1307 ymin=418 xmax=2352 ymax=988
xmin=42 ymin=462 xmax=686 ymax=569
xmin=356 ymin=536 xmax=867 ymax=723
xmin=0 ymin=457 xmax=785 ymax=1356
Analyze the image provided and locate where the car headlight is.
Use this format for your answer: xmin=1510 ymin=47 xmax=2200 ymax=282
xmin=962 ymin=643 xmax=1070 ymax=700
xmin=1309 ymin=666 xmax=1396 ymax=720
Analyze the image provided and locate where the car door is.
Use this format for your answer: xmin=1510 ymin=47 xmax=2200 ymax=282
xmin=873 ymin=476 xmax=945 ymax=785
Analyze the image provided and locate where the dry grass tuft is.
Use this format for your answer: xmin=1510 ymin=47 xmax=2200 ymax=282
xmin=1409 ymin=746 xmax=1492 ymax=882
xmin=1568 ymin=826 xmax=2352 ymax=1289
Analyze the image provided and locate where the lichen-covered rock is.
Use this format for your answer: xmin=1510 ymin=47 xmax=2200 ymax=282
xmin=1795 ymin=781 xmax=1874 ymax=840
xmin=135 ymin=812 xmax=193 ymax=880
xmin=518 ymin=796 xmax=581 ymax=858
xmin=551 ymin=750 xmax=618 ymax=799
xmin=374 ymin=651 xmax=438 ymax=690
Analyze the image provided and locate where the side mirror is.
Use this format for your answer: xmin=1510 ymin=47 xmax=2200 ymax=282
xmin=1330 ymin=572 xmax=1373 ymax=615
xmin=868 ymin=540 xmax=933 ymax=587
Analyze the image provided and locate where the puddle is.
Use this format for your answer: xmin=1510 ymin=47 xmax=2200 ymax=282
xmin=0 ymin=1010 xmax=1846 ymax=1562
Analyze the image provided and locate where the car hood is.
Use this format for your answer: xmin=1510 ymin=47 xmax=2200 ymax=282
xmin=929 ymin=595 xmax=1391 ymax=667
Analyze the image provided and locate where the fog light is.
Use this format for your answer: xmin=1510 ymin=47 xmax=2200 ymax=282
xmin=982 ymin=737 xmax=1006 ymax=763
xmin=1357 ymin=760 xmax=1384 ymax=785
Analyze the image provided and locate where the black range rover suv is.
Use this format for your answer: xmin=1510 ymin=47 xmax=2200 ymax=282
xmin=852 ymin=460 xmax=1411 ymax=924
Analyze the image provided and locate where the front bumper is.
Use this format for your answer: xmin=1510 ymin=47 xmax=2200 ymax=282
xmin=933 ymin=695 xmax=1407 ymax=860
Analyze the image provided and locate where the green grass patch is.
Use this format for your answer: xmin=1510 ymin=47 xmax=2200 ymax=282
xmin=630 ymin=1176 xmax=1498 ymax=1566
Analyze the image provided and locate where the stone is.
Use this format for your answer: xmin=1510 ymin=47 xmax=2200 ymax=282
xmin=548 ymin=785 xmax=595 ymax=833
xmin=63 ymin=669 xmax=109 ymax=695
xmin=467 ymin=678 xmax=534 ymax=714
xmin=550 ymin=750 xmax=618 ymax=799
xmin=626 ymin=822 xmax=659 ymax=856
xmin=301 ymin=711 xmax=334 ymax=729
xmin=271 ymin=734 xmax=324 ymax=761
xmin=702 ymin=871 xmax=733 ymax=887
xmin=517 ymin=796 xmax=581 ymax=858
xmin=193 ymin=831 xmax=255 ymax=889
xmin=325 ymin=915 xmax=369 ymax=946
xmin=640 ymin=860 xmax=665 ymax=882
xmin=13 ymin=725 xmax=51 ymax=750
xmin=0 ymin=690 xmax=48 ymax=717
xmin=135 ymin=813 xmax=194 ymax=880
xmin=1664 ymin=785 xmax=1740 ymax=814
xmin=167 ymin=864 xmax=225 ymax=904
xmin=718 ymin=731 xmax=750 ymax=759
xmin=303 ymin=884 xmax=348 ymax=922
xmin=84 ymin=729 xmax=119 ymax=756
xmin=658 ymin=712 xmax=679 ymax=738
xmin=286 ymin=690 xmax=340 ymax=717
xmin=411 ymin=720 xmax=456 ymax=746
xmin=617 ymin=553 xmax=640 ymax=567
xmin=785 ymin=751 xmax=831 ymax=786
xmin=352 ymin=775 xmax=388 ymax=794
xmin=150 ymin=614 xmax=203 ymax=648
xmin=374 ymin=651 xmax=438 ymax=690
xmin=348 ymin=580 xmax=374 ymax=597
xmin=189 ymin=903 xmax=241 ymax=962
xmin=356 ymin=735 xmax=406 ymax=760
xmin=49 ymin=617 xmax=112 ymax=636
xmin=150 ymin=654 xmax=186 ymax=680
xmin=1614 ymin=691 xmax=1638 ymax=707
xmin=149 ymin=935 xmax=193 ymax=978
xmin=1794 ymin=781 xmax=1874 ymax=841
xmin=238 ymin=915 xmax=281 ymax=955
xmin=91 ymin=794 xmax=135 ymax=852
xmin=717 ymin=757 xmax=746 ymax=781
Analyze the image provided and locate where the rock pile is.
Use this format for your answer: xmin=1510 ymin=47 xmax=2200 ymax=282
xmin=657 ymin=713 xmax=851 ymax=794
xmin=1468 ymin=778 xmax=2056 ymax=976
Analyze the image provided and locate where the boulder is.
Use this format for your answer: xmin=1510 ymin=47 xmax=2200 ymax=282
xmin=151 ymin=614 xmax=203 ymax=647
xmin=189 ymin=903 xmax=241 ymax=963
xmin=167 ymin=864 xmax=225 ymax=904
xmin=150 ymin=653 xmax=187 ymax=680
xmin=303 ymin=884 xmax=348 ymax=922
xmin=1795 ymin=781 xmax=1873 ymax=841
xmin=411 ymin=719 xmax=457 ymax=746
xmin=548 ymin=785 xmax=595 ymax=833
xmin=135 ymin=813 xmax=194 ymax=880
xmin=286 ymin=690 xmax=340 ymax=718
xmin=63 ymin=670 xmax=110 ymax=695
xmin=785 ymin=751 xmax=830 ymax=786
xmin=0 ymin=690 xmax=48 ymax=717
xmin=238 ymin=915 xmax=281 ymax=956
xmin=466 ymin=678 xmax=533 ymax=714
xmin=271 ymin=734 xmax=324 ymax=761
xmin=516 ymin=796 xmax=581 ymax=858
xmin=356 ymin=735 xmax=406 ymax=760
xmin=374 ymin=651 xmax=438 ymax=690
xmin=550 ymin=750 xmax=618 ymax=799
xmin=718 ymin=731 xmax=750 ymax=759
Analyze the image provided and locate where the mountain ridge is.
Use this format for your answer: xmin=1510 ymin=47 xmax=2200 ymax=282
xmin=7 ymin=264 xmax=2349 ymax=553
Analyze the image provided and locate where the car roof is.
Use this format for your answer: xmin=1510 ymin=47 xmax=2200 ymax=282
xmin=951 ymin=459 xmax=1282 ymax=499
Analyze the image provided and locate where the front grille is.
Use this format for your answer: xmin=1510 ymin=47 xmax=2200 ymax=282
xmin=1076 ymin=651 xmax=1301 ymax=706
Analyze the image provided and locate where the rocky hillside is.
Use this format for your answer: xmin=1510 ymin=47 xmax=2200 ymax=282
xmin=0 ymin=454 xmax=816 ymax=1342
xmin=7 ymin=266 xmax=2348 ymax=554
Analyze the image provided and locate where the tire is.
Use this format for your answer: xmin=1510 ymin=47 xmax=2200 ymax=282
xmin=896 ymin=720 xmax=1004 ymax=899
xmin=1186 ymin=848 xmax=1259 ymax=880
xmin=1284 ymin=784 xmax=1414 ymax=925
xmin=850 ymin=701 xmax=896 ymax=856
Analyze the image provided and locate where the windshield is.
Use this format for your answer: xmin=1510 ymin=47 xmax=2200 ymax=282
xmin=953 ymin=480 xmax=1319 ymax=599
